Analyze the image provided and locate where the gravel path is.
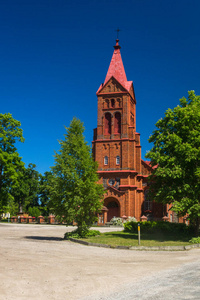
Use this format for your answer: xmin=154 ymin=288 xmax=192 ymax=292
xmin=0 ymin=223 xmax=199 ymax=300
xmin=85 ymin=260 xmax=200 ymax=300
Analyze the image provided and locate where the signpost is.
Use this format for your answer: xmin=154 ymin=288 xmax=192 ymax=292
xmin=138 ymin=222 xmax=140 ymax=245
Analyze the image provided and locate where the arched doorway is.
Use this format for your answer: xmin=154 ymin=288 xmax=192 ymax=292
xmin=104 ymin=197 xmax=120 ymax=222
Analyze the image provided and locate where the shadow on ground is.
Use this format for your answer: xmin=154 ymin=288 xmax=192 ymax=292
xmin=25 ymin=236 xmax=63 ymax=241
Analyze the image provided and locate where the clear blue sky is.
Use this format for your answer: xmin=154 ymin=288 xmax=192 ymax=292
xmin=0 ymin=0 xmax=200 ymax=174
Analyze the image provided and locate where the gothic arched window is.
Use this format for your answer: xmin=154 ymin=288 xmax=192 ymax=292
xmin=104 ymin=156 xmax=108 ymax=165
xmin=114 ymin=112 xmax=121 ymax=134
xmin=105 ymin=99 xmax=109 ymax=108
xmin=117 ymin=98 xmax=121 ymax=107
xmin=111 ymin=99 xmax=115 ymax=108
xmin=105 ymin=113 xmax=111 ymax=135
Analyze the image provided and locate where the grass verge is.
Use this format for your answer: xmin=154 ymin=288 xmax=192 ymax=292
xmin=80 ymin=231 xmax=193 ymax=247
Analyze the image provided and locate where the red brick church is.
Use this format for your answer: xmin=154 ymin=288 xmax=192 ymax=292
xmin=92 ymin=39 xmax=165 ymax=224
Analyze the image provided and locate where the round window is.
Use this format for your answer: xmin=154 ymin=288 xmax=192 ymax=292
xmin=108 ymin=179 xmax=115 ymax=186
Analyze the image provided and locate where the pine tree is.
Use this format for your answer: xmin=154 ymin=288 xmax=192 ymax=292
xmin=49 ymin=118 xmax=104 ymax=236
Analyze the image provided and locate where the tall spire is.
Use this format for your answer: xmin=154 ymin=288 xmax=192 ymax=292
xmin=104 ymin=39 xmax=128 ymax=87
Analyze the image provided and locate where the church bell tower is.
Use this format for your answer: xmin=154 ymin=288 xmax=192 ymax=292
xmin=92 ymin=39 xmax=145 ymax=222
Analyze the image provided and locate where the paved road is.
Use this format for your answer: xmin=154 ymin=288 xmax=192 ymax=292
xmin=0 ymin=223 xmax=199 ymax=300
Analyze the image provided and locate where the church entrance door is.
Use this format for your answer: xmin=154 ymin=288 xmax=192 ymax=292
xmin=104 ymin=197 xmax=120 ymax=222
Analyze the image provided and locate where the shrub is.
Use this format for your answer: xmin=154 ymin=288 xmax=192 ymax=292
xmin=64 ymin=229 xmax=101 ymax=239
xmin=28 ymin=207 xmax=41 ymax=218
xmin=85 ymin=230 xmax=101 ymax=237
xmin=123 ymin=220 xmax=194 ymax=235
xmin=124 ymin=221 xmax=138 ymax=233
xmin=0 ymin=218 xmax=9 ymax=222
xmin=189 ymin=237 xmax=200 ymax=244
xmin=110 ymin=217 xmax=124 ymax=226
xmin=126 ymin=216 xmax=137 ymax=223
xmin=110 ymin=216 xmax=137 ymax=227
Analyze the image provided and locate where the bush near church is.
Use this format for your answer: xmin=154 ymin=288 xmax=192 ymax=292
xmin=189 ymin=237 xmax=200 ymax=244
xmin=123 ymin=220 xmax=195 ymax=235
xmin=110 ymin=216 xmax=137 ymax=226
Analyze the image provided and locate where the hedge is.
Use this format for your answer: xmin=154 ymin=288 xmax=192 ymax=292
xmin=123 ymin=221 xmax=194 ymax=235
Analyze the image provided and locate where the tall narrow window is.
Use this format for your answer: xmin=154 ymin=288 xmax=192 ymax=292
xmin=105 ymin=113 xmax=111 ymax=135
xmin=144 ymin=190 xmax=152 ymax=211
xmin=117 ymin=98 xmax=121 ymax=107
xmin=104 ymin=156 xmax=108 ymax=165
xmin=111 ymin=99 xmax=115 ymax=108
xmin=114 ymin=112 xmax=121 ymax=134
xmin=116 ymin=156 xmax=120 ymax=165
xmin=105 ymin=99 xmax=109 ymax=108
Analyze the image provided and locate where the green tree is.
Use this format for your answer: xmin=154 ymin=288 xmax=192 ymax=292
xmin=25 ymin=163 xmax=40 ymax=208
xmin=12 ymin=163 xmax=40 ymax=213
xmin=11 ymin=166 xmax=29 ymax=213
xmin=0 ymin=113 xmax=25 ymax=213
xmin=146 ymin=91 xmax=200 ymax=234
xmin=39 ymin=171 xmax=53 ymax=216
xmin=28 ymin=206 xmax=41 ymax=218
xmin=49 ymin=117 xmax=104 ymax=236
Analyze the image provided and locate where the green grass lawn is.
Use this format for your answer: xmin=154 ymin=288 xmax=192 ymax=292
xmin=80 ymin=231 xmax=193 ymax=247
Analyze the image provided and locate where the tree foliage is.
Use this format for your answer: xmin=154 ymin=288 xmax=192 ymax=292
xmin=146 ymin=91 xmax=200 ymax=233
xmin=39 ymin=171 xmax=53 ymax=216
xmin=28 ymin=206 xmax=41 ymax=218
xmin=12 ymin=163 xmax=41 ymax=212
xmin=49 ymin=118 xmax=104 ymax=236
xmin=24 ymin=163 xmax=40 ymax=208
xmin=0 ymin=113 xmax=25 ymax=212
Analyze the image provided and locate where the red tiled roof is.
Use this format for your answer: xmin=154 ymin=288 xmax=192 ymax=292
xmin=104 ymin=39 xmax=127 ymax=85
xmin=141 ymin=159 xmax=158 ymax=169
xmin=97 ymin=40 xmax=133 ymax=93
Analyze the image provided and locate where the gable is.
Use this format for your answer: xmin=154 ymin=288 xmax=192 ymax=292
xmin=106 ymin=185 xmax=125 ymax=196
xmin=97 ymin=77 xmax=127 ymax=94
xmin=141 ymin=160 xmax=153 ymax=176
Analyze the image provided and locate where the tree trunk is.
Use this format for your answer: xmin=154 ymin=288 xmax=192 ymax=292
xmin=19 ymin=202 xmax=23 ymax=214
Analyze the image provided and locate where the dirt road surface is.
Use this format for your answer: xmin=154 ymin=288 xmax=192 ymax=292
xmin=0 ymin=223 xmax=199 ymax=300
